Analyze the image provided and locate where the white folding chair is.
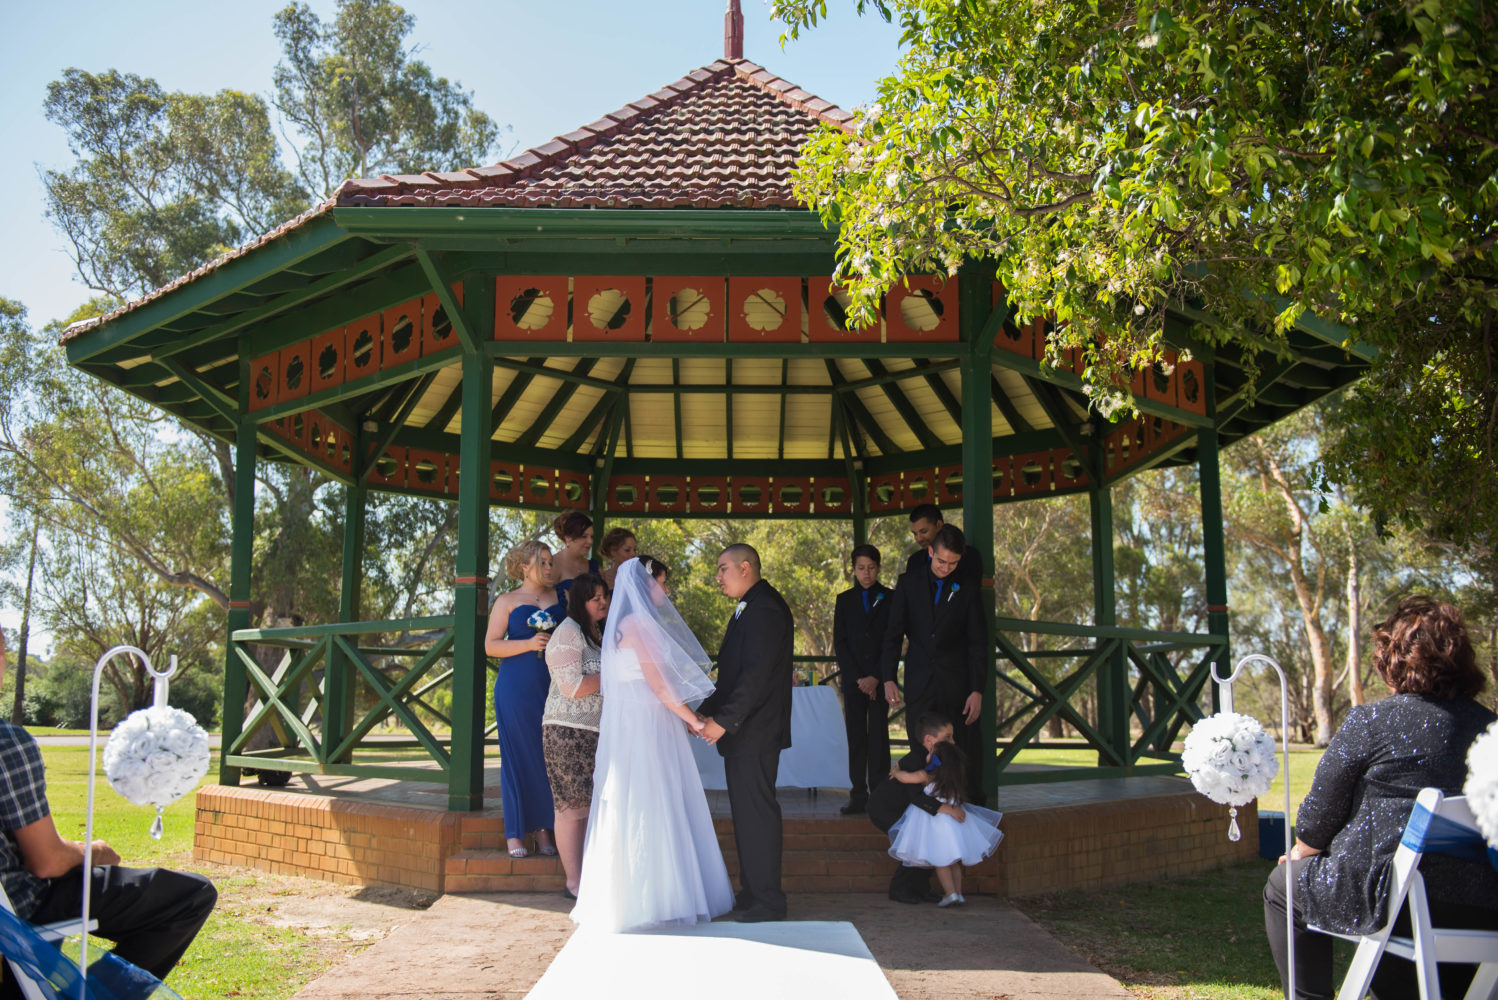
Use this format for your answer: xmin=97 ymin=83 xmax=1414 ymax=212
xmin=0 ymin=881 xmax=97 ymax=1000
xmin=1316 ymin=787 xmax=1498 ymax=1000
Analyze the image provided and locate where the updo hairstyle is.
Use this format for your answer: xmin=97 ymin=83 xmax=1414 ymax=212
xmin=504 ymin=539 xmax=550 ymax=581
xmin=1371 ymin=595 xmax=1488 ymax=700
xmin=553 ymin=512 xmax=593 ymax=543
xmin=600 ymin=526 xmax=637 ymax=561
xmin=638 ymin=554 xmax=669 ymax=581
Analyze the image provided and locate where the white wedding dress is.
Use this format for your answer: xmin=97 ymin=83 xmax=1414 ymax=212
xmin=570 ymin=561 xmax=733 ymax=933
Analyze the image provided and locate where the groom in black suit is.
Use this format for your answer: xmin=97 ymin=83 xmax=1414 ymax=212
xmin=698 ymin=543 xmax=794 ymax=923
xmin=882 ymin=523 xmax=988 ymax=806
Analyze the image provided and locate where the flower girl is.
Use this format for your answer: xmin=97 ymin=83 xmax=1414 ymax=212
xmin=886 ymin=742 xmax=1004 ymax=906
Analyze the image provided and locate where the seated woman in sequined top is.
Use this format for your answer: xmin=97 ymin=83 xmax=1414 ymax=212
xmin=1263 ymin=595 xmax=1498 ymax=1000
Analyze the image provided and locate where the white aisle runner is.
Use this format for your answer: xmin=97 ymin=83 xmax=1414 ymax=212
xmin=525 ymin=920 xmax=897 ymax=1000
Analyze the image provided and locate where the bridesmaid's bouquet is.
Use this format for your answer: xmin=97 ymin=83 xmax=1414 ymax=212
xmin=527 ymin=609 xmax=558 ymax=632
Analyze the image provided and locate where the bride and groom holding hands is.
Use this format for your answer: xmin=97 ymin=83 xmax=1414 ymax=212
xmin=571 ymin=543 xmax=793 ymax=933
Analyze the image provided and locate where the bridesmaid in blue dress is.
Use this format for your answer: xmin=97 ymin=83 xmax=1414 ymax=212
xmin=485 ymin=539 xmax=562 ymax=858
xmin=551 ymin=512 xmax=599 ymax=600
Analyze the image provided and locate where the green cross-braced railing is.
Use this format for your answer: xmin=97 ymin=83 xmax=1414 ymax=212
xmin=225 ymin=616 xmax=458 ymax=783
xmin=992 ymin=617 xmax=1227 ymax=784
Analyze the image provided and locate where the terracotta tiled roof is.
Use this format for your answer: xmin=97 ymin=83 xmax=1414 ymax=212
xmin=63 ymin=59 xmax=853 ymax=342
xmin=334 ymin=59 xmax=854 ymax=210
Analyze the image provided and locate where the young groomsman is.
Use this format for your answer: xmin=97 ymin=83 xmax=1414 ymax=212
xmin=832 ymin=544 xmax=893 ymax=814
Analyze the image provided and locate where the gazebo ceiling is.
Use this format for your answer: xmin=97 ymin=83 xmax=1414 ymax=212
xmin=59 ymin=55 xmax=1374 ymax=519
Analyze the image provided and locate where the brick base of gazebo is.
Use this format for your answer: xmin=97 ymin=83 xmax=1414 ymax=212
xmin=193 ymin=773 xmax=1257 ymax=897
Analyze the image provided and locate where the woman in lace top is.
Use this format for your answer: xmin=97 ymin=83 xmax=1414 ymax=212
xmin=542 ymin=571 xmax=609 ymax=898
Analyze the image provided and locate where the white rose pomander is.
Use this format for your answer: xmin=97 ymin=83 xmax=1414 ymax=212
xmin=1464 ymin=720 xmax=1498 ymax=848
xmin=1182 ymin=711 xmax=1280 ymax=840
xmin=103 ymin=705 xmax=211 ymax=839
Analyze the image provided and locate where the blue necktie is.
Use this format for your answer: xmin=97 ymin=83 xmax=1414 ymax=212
xmin=934 ymin=580 xmax=944 ymax=606
xmin=862 ymin=589 xmax=869 ymax=613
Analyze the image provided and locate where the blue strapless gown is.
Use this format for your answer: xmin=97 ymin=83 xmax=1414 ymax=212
xmin=494 ymin=600 xmax=564 ymax=839
xmin=554 ymin=557 xmax=601 ymax=601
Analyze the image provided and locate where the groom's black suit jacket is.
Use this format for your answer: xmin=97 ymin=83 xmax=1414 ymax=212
xmin=880 ymin=565 xmax=986 ymax=705
xmin=698 ymin=578 xmax=793 ymax=757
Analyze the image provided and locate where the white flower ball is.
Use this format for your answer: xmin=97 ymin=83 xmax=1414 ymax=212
xmin=103 ymin=706 xmax=212 ymax=809
xmin=1464 ymin=721 xmax=1498 ymax=848
xmin=1182 ymin=711 xmax=1280 ymax=807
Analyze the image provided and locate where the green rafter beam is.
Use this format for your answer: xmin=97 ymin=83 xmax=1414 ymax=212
xmin=561 ymin=359 xmax=635 ymax=454
xmin=491 ymin=360 xmax=542 ymax=426
xmin=157 ymin=358 xmax=237 ymax=424
xmin=358 ymin=373 xmax=437 ymax=483
xmin=856 ymin=359 xmax=942 ymax=450
xmin=1021 ymin=377 xmax=1091 ymax=461
xmin=514 ymin=358 xmax=599 ymax=449
xmin=990 ymin=373 xmax=1036 ymax=434
xmin=824 ymin=360 xmax=897 ymax=456
xmin=413 ymin=247 xmax=479 ymax=353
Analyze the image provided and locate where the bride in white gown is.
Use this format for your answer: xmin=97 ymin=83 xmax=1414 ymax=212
xmin=570 ymin=556 xmax=733 ymax=933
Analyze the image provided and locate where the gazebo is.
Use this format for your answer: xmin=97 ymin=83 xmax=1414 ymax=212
xmin=62 ymin=7 xmax=1370 ymax=894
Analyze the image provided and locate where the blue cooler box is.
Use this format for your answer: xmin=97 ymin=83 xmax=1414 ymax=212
xmin=1259 ymin=810 xmax=1290 ymax=860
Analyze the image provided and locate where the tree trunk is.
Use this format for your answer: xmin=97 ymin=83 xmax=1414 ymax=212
xmin=1346 ymin=542 xmax=1365 ymax=707
xmin=11 ymin=515 xmax=40 ymax=725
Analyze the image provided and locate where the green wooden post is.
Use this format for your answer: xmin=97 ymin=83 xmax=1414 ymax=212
xmin=448 ymin=275 xmax=495 ymax=812
xmin=1089 ymin=483 xmax=1128 ymax=766
xmin=219 ymin=398 xmax=257 ymax=786
xmin=958 ymin=273 xmax=999 ymax=803
xmin=325 ymin=461 xmax=366 ymax=765
xmin=1196 ymin=356 xmax=1232 ymax=711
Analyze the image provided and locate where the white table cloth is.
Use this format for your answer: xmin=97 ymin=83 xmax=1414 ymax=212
xmin=691 ymin=684 xmax=850 ymax=790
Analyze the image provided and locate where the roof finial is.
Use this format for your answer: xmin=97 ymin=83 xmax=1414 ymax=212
xmin=725 ymin=0 xmax=744 ymax=60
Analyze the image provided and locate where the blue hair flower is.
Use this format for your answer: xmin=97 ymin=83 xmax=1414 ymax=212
xmin=924 ymin=753 xmax=942 ymax=771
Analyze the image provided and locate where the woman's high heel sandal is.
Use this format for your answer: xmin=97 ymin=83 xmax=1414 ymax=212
xmin=507 ymin=839 xmax=530 ymax=859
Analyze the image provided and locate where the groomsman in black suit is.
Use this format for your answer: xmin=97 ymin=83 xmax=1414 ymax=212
xmin=882 ymin=523 xmax=989 ymax=806
xmin=699 ymin=543 xmax=794 ymax=923
xmin=832 ymin=543 xmax=893 ymax=815
xmin=904 ymin=503 xmax=982 ymax=586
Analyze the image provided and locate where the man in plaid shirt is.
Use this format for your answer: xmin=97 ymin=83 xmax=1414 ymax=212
xmin=0 ymin=638 xmax=215 ymax=996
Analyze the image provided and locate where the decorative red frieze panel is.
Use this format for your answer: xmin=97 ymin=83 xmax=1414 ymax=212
xmin=407 ymin=450 xmax=450 ymax=494
xmin=992 ymin=455 xmax=1014 ymax=500
xmin=933 ymin=464 xmax=963 ymax=505
xmin=1052 ymin=449 xmax=1089 ymax=490
xmin=652 ymin=277 xmax=724 ymax=342
xmin=866 ymin=472 xmax=904 ymax=514
xmin=573 ymin=276 xmax=647 ymax=342
xmin=248 ymin=352 xmax=279 ymax=411
xmin=993 ymin=314 xmax=1044 ymax=363
xmin=731 ymin=476 xmax=772 ymax=514
xmin=490 ymin=460 xmax=523 ymax=504
xmin=1011 ymin=451 xmax=1054 ymax=496
xmin=319 ymin=419 xmax=353 ymax=474
xmin=309 ymin=327 xmax=346 ymax=394
xmin=495 ymin=276 xmax=568 ymax=340
xmin=813 ymin=477 xmax=853 ymax=514
xmin=278 ymin=342 xmax=312 ymax=403
xmin=607 ymin=474 xmax=648 ymax=513
xmin=367 ymin=445 xmax=409 ymax=490
xmin=808 ymin=278 xmax=879 ymax=342
xmin=886 ymin=275 xmax=959 ymax=342
xmin=1175 ymin=358 xmax=1207 ymax=415
xmin=421 ymin=282 xmax=464 ymax=356
xmin=382 ymin=300 xmax=423 ymax=369
xmin=770 ymin=477 xmax=813 ymax=515
xmin=556 ymin=469 xmax=591 ymax=510
xmin=690 ymin=477 xmax=730 ymax=513
xmin=728 ymin=277 xmax=802 ymax=343
xmin=344 ymin=313 xmax=382 ymax=383
xmin=900 ymin=467 xmax=938 ymax=508
xmin=520 ymin=466 xmax=558 ymax=506
xmin=646 ymin=475 xmax=688 ymax=513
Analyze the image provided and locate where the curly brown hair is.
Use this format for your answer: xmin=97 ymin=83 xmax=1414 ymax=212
xmin=1371 ymin=596 xmax=1488 ymax=699
xmin=553 ymin=512 xmax=593 ymax=543
xmin=599 ymin=526 xmax=636 ymax=561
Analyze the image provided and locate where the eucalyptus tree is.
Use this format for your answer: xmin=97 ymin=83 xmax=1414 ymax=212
xmin=775 ymin=0 xmax=1498 ymax=579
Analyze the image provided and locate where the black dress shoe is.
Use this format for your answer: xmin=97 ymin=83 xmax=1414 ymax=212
xmin=562 ymin=886 xmax=577 ymax=900
xmin=839 ymin=799 xmax=867 ymax=815
xmin=736 ymin=904 xmax=787 ymax=923
xmin=733 ymin=891 xmax=755 ymax=912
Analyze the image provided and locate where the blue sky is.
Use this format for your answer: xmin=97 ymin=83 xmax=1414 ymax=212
xmin=0 ymin=0 xmax=904 ymax=330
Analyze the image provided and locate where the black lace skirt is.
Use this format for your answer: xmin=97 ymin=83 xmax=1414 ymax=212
xmin=542 ymin=724 xmax=599 ymax=811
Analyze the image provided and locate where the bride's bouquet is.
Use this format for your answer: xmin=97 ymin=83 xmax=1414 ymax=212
xmin=1182 ymin=711 xmax=1279 ymax=840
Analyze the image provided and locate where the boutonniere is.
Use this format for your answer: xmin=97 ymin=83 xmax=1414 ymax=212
xmin=946 ymin=583 xmax=960 ymax=603
xmin=734 ymin=600 xmax=747 ymax=619
xmin=870 ymin=593 xmax=885 ymax=609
